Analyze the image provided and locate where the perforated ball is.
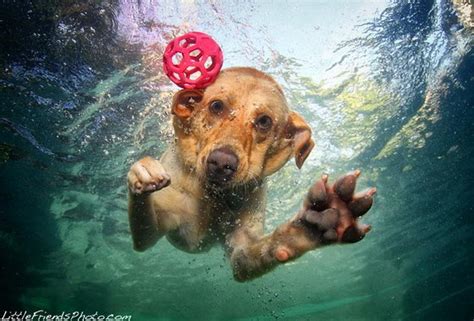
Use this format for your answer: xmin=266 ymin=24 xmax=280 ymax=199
xmin=162 ymin=32 xmax=224 ymax=89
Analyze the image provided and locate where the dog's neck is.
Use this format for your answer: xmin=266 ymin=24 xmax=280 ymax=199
xmin=205 ymin=177 xmax=263 ymax=196
xmin=202 ymin=181 xmax=266 ymax=219
xmin=165 ymin=143 xmax=265 ymax=209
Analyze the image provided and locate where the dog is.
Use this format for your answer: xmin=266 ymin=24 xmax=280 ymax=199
xmin=127 ymin=67 xmax=376 ymax=281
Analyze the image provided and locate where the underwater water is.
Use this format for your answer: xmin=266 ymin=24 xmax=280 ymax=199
xmin=0 ymin=0 xmax=473 ymax=320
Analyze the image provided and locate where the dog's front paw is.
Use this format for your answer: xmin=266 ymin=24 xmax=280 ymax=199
xmin=127 ymin=157 xmax=171 ymax=195
xmin=302 ymin=171 xmax=376 ymax=244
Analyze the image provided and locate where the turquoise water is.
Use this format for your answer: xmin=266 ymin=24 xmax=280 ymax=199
xmin=0 ymin=1 xmax=473 ymax=320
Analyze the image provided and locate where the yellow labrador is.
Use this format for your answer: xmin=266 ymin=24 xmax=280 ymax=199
xmin=127 ymin=67 xmax=376 ymax=281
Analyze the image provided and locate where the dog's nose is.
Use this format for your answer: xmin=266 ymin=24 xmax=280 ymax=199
xmin=206 ymin=147 xmax=239 ymax=183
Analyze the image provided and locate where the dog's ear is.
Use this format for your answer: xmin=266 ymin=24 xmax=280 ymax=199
xmin=171 ymin=89 xmax=204 ymax=119
xmin=286 ymin=111 xmax=315 ymax=169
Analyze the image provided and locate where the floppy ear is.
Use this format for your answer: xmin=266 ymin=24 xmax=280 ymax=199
xmin=171 ymin=89 xmax=204 ymax=119
xmin=286 ymin=111 xmax=315 ymax=169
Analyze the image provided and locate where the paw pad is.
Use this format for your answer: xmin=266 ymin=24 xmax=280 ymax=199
xmin=302 ymin=171 xmax=376 ymax=244
xmin=303 ymin=208 xmax=340 ymax=243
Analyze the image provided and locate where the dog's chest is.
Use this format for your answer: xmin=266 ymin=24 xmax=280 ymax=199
xmin=165 ymin=195 xmax=245 ymax=252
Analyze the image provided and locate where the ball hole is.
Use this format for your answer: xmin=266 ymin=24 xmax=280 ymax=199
xmin=189 ymin=49 xmax=203 ymax=62
xmin=171 ymin=52 xmax=183 ymax=66
xmin=204 ymin=56 xmax=215 ymax=70
xmin=189 ymin=71 xmax=202 ymax=81
xmin=185 ymin=66 xmax=202 ymax=81
xmin=179 ymin=37 xmax=196 ymax=48
xmin=172 ymin=72 xmax=181 ymax=80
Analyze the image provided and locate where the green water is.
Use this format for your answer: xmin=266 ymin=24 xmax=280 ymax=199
xmin=0 ymin=1 xmax=473 ymax=320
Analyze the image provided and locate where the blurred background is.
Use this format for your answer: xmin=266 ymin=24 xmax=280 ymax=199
xmin=0 ymin=0 xmax=473 ymax=320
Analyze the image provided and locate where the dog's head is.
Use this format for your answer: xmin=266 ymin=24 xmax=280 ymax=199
xmin=171 ymin=67 xmax=314 ymax=187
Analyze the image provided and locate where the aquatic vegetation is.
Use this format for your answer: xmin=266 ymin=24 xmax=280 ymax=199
xmin=375 ymin=88 xmax=442 ymax=159
xmin=0 ymin=143 xmax=26 ymax=164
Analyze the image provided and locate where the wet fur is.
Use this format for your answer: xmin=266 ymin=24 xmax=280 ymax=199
xmin=127 ymin=67 xmax=375 ymax=281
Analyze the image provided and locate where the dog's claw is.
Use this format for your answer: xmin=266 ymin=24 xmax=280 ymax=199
xmin=305 ymin=178 xmax=329 ymax=211
xmin=301 ymin=171 xmax=376 ymax=245
xmin=341 ymin=225 xmax=368 ymax=243
xmin=333 ymin=170 xmax=359 ymax=202
xmin=321 ymin=173 xmax=328 ymax=183
xmin=348 ymin=188 xmax=376 ymax=217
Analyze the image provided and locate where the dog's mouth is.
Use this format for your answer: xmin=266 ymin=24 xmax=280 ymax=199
xmin=205 ymin=146 xmax=239 ymax=186
xmin=207 ymin=174 xmax=234 ymax=186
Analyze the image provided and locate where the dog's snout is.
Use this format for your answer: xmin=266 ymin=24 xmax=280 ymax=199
xmin=206 ymin=147 xmax=239 ymax=183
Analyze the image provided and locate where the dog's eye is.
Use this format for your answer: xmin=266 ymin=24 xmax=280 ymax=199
xmin=254 ymin=115 xmax=273 ymax=133
xmin=209 ymin=100 xmax=225 ymax=115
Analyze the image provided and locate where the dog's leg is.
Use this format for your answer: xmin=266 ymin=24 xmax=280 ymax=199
xmin=127 ymin=156 xmax=171 ymax=251
xmin=227 ymin=171 xmax=376 ymax=281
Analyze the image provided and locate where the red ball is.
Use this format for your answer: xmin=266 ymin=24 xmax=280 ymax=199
xmin=162 ymin=32 xmax=224 ymax=89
